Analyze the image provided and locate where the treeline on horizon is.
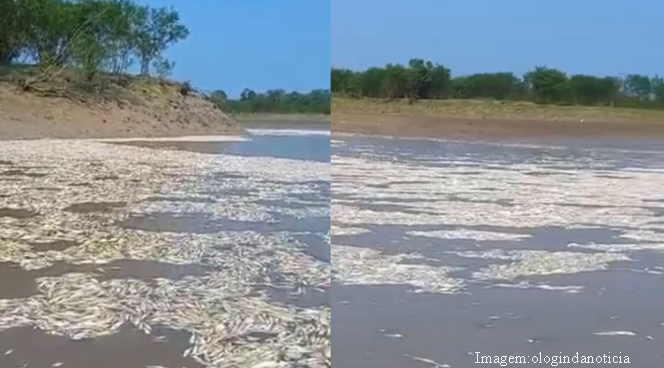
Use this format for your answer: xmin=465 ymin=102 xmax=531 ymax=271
xmin=0 ymin=0 xmax=189 ymax=82
xmin=331 ymin=59 xmax=664 ymax=109
xmin=206 ymin=88 xmax=331 ymax=115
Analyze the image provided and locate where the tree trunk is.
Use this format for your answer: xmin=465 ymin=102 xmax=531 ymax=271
xmin=140 ymin=56 xmax=151 ymax=77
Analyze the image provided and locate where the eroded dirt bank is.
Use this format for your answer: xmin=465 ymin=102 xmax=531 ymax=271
xmin=0 ymin=81 xmax=243 ymax=140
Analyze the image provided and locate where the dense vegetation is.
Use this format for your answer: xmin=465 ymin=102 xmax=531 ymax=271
xmin=0 ymin=0 xmax=189 ymax=88
xmin=1 ymin=0 xmax=330 ymax=114
xmin=332 ymin=60 xmax=664 ymax=109
xmin=207 ymin=89 xmax=331 ymax=115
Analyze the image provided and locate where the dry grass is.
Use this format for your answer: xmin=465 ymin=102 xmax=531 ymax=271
xmin=332 ymin=97 xmax=664 ymax=124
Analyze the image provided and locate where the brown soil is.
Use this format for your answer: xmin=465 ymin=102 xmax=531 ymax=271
xmin=333 ymin=112 xmax=664 ymax=140
xmin=0 ymin=323 xmax=203 ymax=368
xmin=332 ymin=98 xmax=664 ymax=140
xmin=0 ymin=81 xmax=243 ymax=140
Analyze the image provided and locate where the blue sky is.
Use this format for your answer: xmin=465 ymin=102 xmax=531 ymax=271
xmin=332 ymin=0 xmax=664 ymax=78
xmin=137 ymin=0 xmax=330 ymax=98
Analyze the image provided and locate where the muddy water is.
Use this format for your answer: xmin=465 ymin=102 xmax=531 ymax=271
xmin=332 ymin=136 xmax=664 ymax=368
xmin=29 ymin=240 xmax=80 ymax=252
xmin=64 ymin=201 xmax=127 ymax=213
xmin=0 ymin=323 xmax=203 ymax=368
xmin=0 ymin=208 xmax=38 ymax=218
xmin=111 ymin=127 xmax=331 ymax=163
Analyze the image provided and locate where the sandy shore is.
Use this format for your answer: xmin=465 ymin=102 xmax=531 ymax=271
xmin=333 ymin=113 xmax=664 ymax=141
xmin=332 ymin=98 xmax=664 ymax=141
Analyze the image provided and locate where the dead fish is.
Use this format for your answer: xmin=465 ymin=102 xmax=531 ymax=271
xmin=251 ymin=362 xmax=287 ymax=368
xmin=404 ymin=354 xmax=451 ymax=368
xmin=594 ymin=331 xmax=637 ymax=337
xmin=154 ymin=335 xmax=167 ymax=342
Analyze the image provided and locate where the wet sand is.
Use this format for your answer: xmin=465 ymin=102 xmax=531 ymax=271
xmin=332 ymin=135 xmax=664 ymax=367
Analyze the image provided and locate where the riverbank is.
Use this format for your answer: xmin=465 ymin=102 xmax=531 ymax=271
xmin=0 ymin=68 xmax=242 ymax=140
xmin=332 ymin=97 xmax=664 ymax=140
xmin=234 ymin=114 xmax=330 ymax=131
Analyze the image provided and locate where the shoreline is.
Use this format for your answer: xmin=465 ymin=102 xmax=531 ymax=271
xmin=0 ymin=109 xmax=330 ymax=141
xmin=233 ymin=113 xmax=330 ymax=122
xmin=234 ymin=114 xmax=330 ymax=132
xmin=0 ymin=125 xmax=246 ymax=141
xmin=332 ymin=98 xmax=664 ymax=142
xmin=0 ymin=81 xmax=243 ymax=141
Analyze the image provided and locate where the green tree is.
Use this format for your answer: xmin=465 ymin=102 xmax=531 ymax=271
xmin=69 ymin=0 xmax=130 ymax=81
xmin=359 ymin=67 xmax=388 ymax=98
xmin=219 ymin=89 xmax=329 ymax=114
xmin=0 ymin=0 xmax=28 ymax=64
xmin=209 ymin=89 xmax=227 ymax=102
xmin=652 ymin=76 xmax=664 ymax=105
xmin=1 ymin=0 xmax=189 ymax=91
xmin=19 ymin=0 xmax=77 ymax=66
xmin=106 ymin=0 xmax=144 ymax=75
xmin=565 ymin=75 xmax=618 ymax=105
xmin=428 ymin=63 xmax=452 ymax=99
xmin=153 ymin=56 xmax=174 ymax=78
xmin=134 ymin=5 xmax=188 ymax=77
xmin=240 ymin=88 xmax=256 ymax=101
xmin=452 ymin=73 xmax=520 ymax=100
xmin=624 ymin=74 xmax=652 ymax=100
xmin=407 ymin=59 xmax=432 ymax=100
xmin=382 ymin=63 xmax=409 ymax=99
xmin=524 ymin=66 xmax=568 ymax=104
xmin=331 ymin=67 xmax=361 ymax=97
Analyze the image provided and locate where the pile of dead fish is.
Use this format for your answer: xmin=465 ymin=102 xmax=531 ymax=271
xmin=0 ymin=139 xmax=330 ymax=368
xmin=331 ymin=142 xmax=664 ymax=294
